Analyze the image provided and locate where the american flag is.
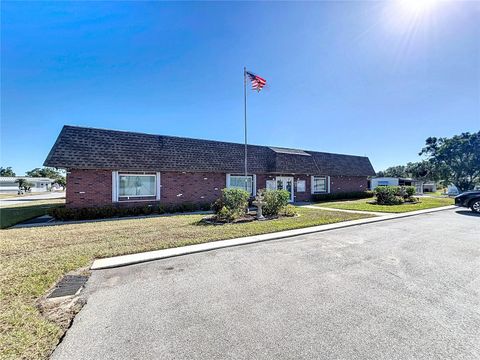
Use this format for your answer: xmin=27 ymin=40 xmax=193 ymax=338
xmin=246 ymin=71 xmax=267 ymax=92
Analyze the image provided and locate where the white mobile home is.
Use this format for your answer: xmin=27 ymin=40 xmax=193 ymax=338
xmin=0 ymin=177 xmax=55 ymax=193
xmin=370 ymin=177 xmax=425 ymax=194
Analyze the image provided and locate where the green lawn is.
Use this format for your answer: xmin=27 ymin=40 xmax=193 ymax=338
xmin=0 ymin=199 xmax=65 ymax=229
xmin=0 ymin=194 xmax=20 ymax=199
xmin=424 ymin=191 xmax=448 ymax=197
xmin=0 ymin=207 xmax=373 ymax=360
xmin=316 ymin=196 xmax=454 ymax=213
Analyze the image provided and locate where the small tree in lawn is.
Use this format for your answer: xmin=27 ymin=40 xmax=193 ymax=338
xmin=15 ymin=179 xmax=34 ymax=193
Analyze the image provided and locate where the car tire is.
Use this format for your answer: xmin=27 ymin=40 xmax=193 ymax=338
xmin=470 ymin=200 xmax=480 ymax=213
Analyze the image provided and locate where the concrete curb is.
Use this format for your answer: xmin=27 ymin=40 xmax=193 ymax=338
xmin=91 ymin=205 xmax=456 ymax=270
xmin=12 ymin=210 xmax=214 ymax=229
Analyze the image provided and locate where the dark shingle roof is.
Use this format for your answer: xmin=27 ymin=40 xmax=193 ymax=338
xmin=44 ymin=126 xmax=376 ymax=176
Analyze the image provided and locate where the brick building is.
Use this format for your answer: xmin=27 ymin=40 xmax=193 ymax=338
xmin=44 ymin=126 xmax=376 ymax=208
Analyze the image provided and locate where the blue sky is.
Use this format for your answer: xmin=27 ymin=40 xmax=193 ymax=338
xmin=1 ymin=1 xmax=479 ymax=175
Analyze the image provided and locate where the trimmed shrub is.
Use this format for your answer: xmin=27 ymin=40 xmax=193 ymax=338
xmin=373 ymin=185 xmax=418 ymax=205
xmin=374 ymin=186 xmax=417 ymax=205
xmin=212 ymin=188 xmax=250 ymax=222
xmin=48 ymin=202 xmax=211 ymax=221
xmin=405 ymin=186 xmax=416 ymax=198
xmin=262 ymin=189 xmax=291 ymax=217
xmin=374 ymin=186 xmax=399 ymax=205
xmin=311 ymin=191 xmax=374 ymax=202
xmin=280 ymin=204 xmax=298 ymax=217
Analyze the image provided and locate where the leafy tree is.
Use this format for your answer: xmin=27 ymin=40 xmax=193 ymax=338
xmin=377 ymin=161 xmax=442 ymax=183
xmin=0 ymin=167 xmax=16 ymax=177
xmin=405 ymin=161 xmax=440 ymax=182
xmin=26 ymin=167 xmax=64 ymax=180
xmin=54 ymin=177 xmax=67 ymax=190
xmin=377 ymin=165 xmax=407 ymax=178
xmin=419 ymin=131 xmax=480 ymax=192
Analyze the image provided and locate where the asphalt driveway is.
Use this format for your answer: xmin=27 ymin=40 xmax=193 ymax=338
xmin=52 ymin=209 xmax=480 ymax=360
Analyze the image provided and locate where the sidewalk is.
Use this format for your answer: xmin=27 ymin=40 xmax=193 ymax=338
xmin=91 ymin=205 xmax=455 ymax=270
xmin=299 ymin=204 xmax=387 ymax=216
xmin=0 ymin=192 xmax=65 ymax=207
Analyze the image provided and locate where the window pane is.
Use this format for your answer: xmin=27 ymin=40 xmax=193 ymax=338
xmin=297 ymin=180 xmax=306 ymax=192
xmin=229 ymin=176 xmax=253 ymax=195
xmin=277 ymin=179 xmax=283 ymax=190
xmin=313 ymin=176 xmax=326 ymax=193
xmin=286 ymin=179 xmax=292 ymax=193
xmin=266 ymin=180 xmax=276 ymax=191
xmin=119 ymin=175 xmax=156 ymax=197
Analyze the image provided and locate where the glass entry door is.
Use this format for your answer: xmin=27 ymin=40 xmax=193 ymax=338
xmin=276 ymin=177 xmax=294 ymax=202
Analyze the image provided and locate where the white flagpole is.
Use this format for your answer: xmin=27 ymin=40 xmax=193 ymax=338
xmin=244 ymin=67 xmax=248 ymax=192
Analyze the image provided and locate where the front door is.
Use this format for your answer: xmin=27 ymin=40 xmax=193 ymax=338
xmin=276 ymin=176 xmax=294 ymax=202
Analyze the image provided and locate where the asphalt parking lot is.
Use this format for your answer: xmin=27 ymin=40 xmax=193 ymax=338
xmin=52 ymin=209 xmax=480 ymax=360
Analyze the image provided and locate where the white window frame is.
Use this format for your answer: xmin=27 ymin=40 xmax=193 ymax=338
xmin=311 ymin=176 xmax=330 ymax=194
xmin=112 ymin=171 xmax=160 ymax=202
xmin=226 ymin=174 xmax=256 ymax=196
xmin=276 ymin=176 xmax=295 ymax=202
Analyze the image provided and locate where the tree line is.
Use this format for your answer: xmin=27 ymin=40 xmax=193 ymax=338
xmin=377 ymin=131 xmax=479 ymax=192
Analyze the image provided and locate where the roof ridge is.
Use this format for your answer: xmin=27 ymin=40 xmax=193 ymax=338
xmin=45 ymin=125 xmax=376 ymax=175
xmin=61 ymin=125 xmax=370 ymax=158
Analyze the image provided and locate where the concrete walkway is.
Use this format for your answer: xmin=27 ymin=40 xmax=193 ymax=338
xmin=0 ymin=191 xmax=65 ymax=207
xmin=300 ymin=204 xmax=387 ymax=216
xmin=91 ymin=205 xmax=455 ymax=270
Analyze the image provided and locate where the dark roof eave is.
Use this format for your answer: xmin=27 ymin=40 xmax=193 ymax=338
xmin=44 ymin=125 xmax=376 ymax=177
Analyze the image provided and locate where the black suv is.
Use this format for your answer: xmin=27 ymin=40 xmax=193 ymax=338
xmin=455 ymin=191 xmax=480 ymax=213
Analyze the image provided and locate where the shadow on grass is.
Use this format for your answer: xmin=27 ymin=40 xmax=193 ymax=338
xmin=0 ymin=203 xmax=61 ymax=229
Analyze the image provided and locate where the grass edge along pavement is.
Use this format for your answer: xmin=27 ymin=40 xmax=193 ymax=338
xmin=0 ymin=207 xmax=373 ymax=360
xmin=0 ymin=199 xmax=65 ymax=229
xmin=315 ymin=196 xmax=454 ymax=213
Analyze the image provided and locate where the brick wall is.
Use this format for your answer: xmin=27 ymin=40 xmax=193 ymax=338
xmin=66 ymin=169 xmax=368 ymax=208
xmin=329 ymin=175 xmax=368 ymax=193
xmin=66 ymin=169 xmax=226 ymax=208
xmin=160 ymin=172 xmax=225 ymax=204
xmin=66 ymin=169 xmax=112 ymax=208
